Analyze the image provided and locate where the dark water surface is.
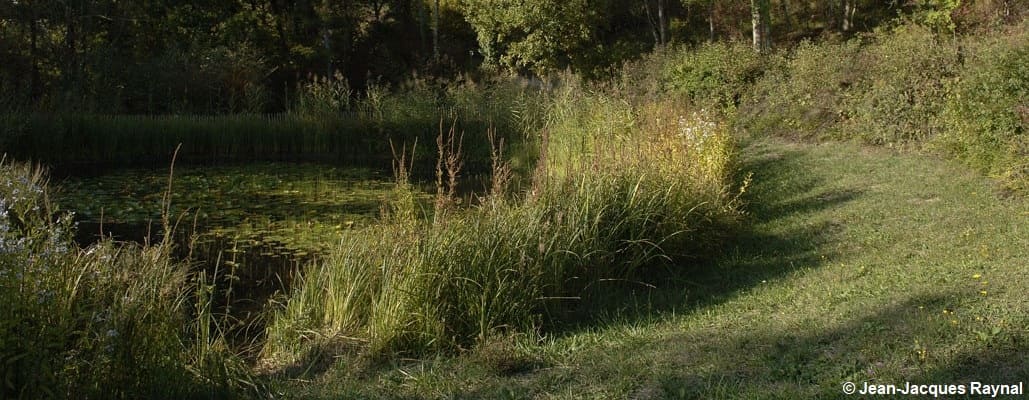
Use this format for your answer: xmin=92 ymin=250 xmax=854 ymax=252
xmin=56 ymin=162 xmax=432 ymax=330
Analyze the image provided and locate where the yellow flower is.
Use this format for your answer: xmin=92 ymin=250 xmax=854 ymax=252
xmin=972 ymin=274 xmax=982 ymax=279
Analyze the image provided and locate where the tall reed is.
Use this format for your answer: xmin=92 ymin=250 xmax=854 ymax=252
xmin=0 ymin=158 xmax=263 ymax=398
xmin=261 ymin=79 xmax=744 ymax=366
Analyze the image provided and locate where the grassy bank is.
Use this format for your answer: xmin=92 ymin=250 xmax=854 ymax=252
xmin=2 ymin=71 xmax=746 ymax=397
xmin=260 ymin=81 xmax=745 ymax=366
xmin=0 ymin=160 xmax=264 ymax=399
xmin=272 ymin=134 xmax=1027 ymax=399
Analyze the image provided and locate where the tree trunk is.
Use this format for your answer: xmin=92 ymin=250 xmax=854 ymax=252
xmin=433 ymin=0 xmax=440 ymax=61
xmin=322 ymin=28 xmax=333 ymax=77
xmin=64 ymin=3 xmax=78 ymax=94
xmin=708 ymin=1 xmax=715 ymax=42
xmin=842 ymin=0 xmax=857 ymax=32
xmin=644 ymin=0 xmax=660 ymax=47
xmin=418 ymin=0 xmax=427 ymax=55
xmin=751 ymin=0 xmax=770 ymax=53
xmin=658 ymin=0 xmax=667 ymax=45
xmin=29 ymin=10 xmax=40 ymax=100
xmin=780 ymin=0 xmax=792 ymax=34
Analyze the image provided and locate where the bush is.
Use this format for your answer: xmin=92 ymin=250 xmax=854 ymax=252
xmin=741 ymin=39 xmax=864 ymax=140
xmin=662 ymin=42 xmax=767 ymax=112
xmin=842 ymin=24 xmax=960 ymax=145
xmin=935 ymin=31 xmax=1028 ymax=192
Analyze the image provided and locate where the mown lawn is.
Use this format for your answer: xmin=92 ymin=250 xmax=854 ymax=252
xmin=270 ymin=135 xmax=1027 ymax=399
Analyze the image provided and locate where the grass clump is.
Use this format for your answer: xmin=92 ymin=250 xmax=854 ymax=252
xmin=261 ymin=82 xmax=744 ymax=368
xmin=0 ymin=159 xmax=263 ymax=398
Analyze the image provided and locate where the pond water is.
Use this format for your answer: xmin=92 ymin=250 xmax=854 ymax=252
xmin=59 ymin=163 xmax=428 ymax=248
xmin=56 ymin=162 xmax=432 ymax=294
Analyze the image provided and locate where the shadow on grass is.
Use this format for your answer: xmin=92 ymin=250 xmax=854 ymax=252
xmin=563 ymin=138 xmax=864 ymax=327
xmin=270 ymin=138 xmax=874 ymax=387
xmin=644 ymin=292 xmax=1028 ymax=399
xmin=453 ymin=292 xmax=1026 ymax=399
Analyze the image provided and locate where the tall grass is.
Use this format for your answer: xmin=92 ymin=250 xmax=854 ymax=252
xmin=0 ymin=77 xmax=546 ymax=177
xmin=0 ymin=158 xmax=262 ymax=398
xmin=261 ymin=78 xmax=744 ymax=366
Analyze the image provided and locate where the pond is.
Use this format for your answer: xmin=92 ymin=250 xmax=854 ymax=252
xmin=56 ymin=162 xmax=433 ymax=307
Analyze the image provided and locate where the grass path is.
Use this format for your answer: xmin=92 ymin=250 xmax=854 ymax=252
xmin=277 ymin=136 xmax=1028 ymax=399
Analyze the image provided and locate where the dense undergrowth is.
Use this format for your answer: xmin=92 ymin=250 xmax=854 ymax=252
xmin=658 ymin=20 xmax=1027 ymax=193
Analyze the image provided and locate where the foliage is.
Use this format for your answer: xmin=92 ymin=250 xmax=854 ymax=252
xmin=914 ymin=0 xmax=963 ymax=33
xmin=740 ymin=20 xmax=1025 ymax=191
xmin=262 ymin=82 xmax=743 ymax=364
xmin=842 ymin=24 xmax=959 ymax=145
xmin=661 ymin=41 xmax=767 ymax=111
xmin=0 ymin=160 xmax=262 ymax=398
xmin=934 ymin=30 xmax=1028 ymax=192
xmin=740 ymin=39 xmax=863 ymax=140
xmin=461 ymin=0 xmax=598 ymax=74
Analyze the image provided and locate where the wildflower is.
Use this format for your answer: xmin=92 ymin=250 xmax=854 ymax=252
xmin=972 ymin=273 xmax=982 ymax=279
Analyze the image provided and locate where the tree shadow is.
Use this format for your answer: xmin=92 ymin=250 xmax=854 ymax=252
xmin=558 ymin=138 xmax=865 ymax=329
xmin=456 ymin=291 xmax=1026 ymax=399
xmin=642 ymin=292 xmax=1028 ymax=399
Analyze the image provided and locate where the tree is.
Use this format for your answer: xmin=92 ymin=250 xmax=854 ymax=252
xmin=751 ymin=0 xmax=770 ymax=53
xmin=461 ymin=0 xmax=598 ymax=74
xmin=842 ymin=0 xmax=857 ymax=32
xmin=643 ymin=0 xmax=669 ymax=47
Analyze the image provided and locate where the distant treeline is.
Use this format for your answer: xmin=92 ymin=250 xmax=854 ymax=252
xmin=2 ymin=0 xmax=1020 ymax=113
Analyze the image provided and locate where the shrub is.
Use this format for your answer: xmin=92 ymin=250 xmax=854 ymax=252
xmin=842 ymin=24 xmax=960 ymax=145
xmin=935 ymin=31 xmax=1028 ymax=192
xmin=741 ymin=39 xmax=864 ymax=140
xmin=662 ymin=42 xmax=767 ymax=112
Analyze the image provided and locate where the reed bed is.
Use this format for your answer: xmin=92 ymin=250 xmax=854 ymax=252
xmin=262 ymin=83 xmax=745 ymax=365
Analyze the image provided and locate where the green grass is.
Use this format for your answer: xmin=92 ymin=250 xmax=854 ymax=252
xmin=259 ymin=95 xmax=743 ymax=366
xmin=267 ymin=134 xmax=1027 ymax=399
